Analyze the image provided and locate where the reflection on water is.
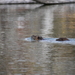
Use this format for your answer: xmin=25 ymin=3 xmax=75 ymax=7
xmin=0 ymin=4 xmax=75 ymax=75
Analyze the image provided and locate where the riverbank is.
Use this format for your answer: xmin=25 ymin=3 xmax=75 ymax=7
xmin=0 ymin=0 xmax=75 ymax=5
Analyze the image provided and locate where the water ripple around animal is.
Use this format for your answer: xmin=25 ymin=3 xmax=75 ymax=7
xmin=24 ymin=37 xmax=75 ymax=45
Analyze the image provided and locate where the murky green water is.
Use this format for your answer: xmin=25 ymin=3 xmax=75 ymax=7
xmin=0 ymin=4 xmax=75 ymax=75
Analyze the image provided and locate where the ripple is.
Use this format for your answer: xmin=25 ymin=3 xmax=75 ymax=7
xmin=24 ymin=37 xmax=75 ymax=45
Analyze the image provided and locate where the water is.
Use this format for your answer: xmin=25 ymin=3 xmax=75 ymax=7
xmin=0 ymin=4 xmax=75 ymax=75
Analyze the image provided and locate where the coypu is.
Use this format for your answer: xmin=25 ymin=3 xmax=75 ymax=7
xmin=31 ymin=35 xmax=43 ymax=40
xmin=56 ymin=38 xmax=69 ymax=41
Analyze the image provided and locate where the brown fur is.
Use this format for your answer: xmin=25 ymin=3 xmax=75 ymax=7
xmin=56 ymin=38 xmax=69 ymax=41
xmin=31 ymin=35 xmax=43 ymax=40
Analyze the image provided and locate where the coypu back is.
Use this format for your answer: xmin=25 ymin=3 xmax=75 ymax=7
xmin=56 ymin=38 xmax=69 ymax=41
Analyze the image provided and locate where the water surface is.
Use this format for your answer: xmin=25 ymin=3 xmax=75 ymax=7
xmin=0 ymin=4 xmax=75 ymax=75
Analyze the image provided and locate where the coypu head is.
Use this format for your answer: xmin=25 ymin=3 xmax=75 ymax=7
xmin=56 ymin=38 xmax=69 ymax=41
xmin=31 ymin=35 xmax=43 ymax=40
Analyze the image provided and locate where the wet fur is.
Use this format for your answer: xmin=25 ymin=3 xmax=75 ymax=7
xmin=31 ymin=35 xmax=43 ymax=40
xmin=31 ymin=35 xmax=69 ymax=41
xmin=56 ymin=38 xmax=69 ymax=41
